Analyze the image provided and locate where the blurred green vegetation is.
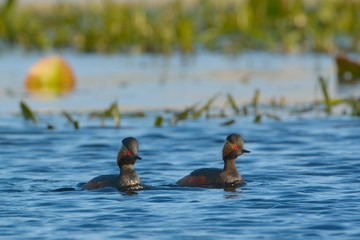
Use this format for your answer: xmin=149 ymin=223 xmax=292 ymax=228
xmin=0 ymin=0 xmax=359 ymax=54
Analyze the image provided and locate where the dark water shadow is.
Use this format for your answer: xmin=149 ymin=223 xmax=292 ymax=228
xmin=51 ymin=187 xmax=77 ymax=192
xmin=51 ymin=182 xmax=247 ymax=193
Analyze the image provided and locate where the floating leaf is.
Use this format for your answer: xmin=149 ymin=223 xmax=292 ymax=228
xmin=19 ymin=101 xmax=37 ymax=124
xmin=154 ymin=115 xmax=164 ymax=127
xmin=221 ymin=119 xmax=235 ymax=126
xmin=265 ymin=113 xmax=281 ymax=121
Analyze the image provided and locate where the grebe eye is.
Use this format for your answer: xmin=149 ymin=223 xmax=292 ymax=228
xmin=126 ymin=150 xmax=131 ymax=156
xmin=233 ymin=145 xmax=238 ymax=150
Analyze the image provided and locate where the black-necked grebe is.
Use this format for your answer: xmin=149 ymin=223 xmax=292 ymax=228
xmin=176 ymin=134 xmax=250 ymax=188
xmin=83 ymin=137 xmax=143 ymax=191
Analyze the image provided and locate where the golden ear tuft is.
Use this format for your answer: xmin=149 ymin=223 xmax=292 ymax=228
xmin=222 ymin=141 xmax=236 ymax=158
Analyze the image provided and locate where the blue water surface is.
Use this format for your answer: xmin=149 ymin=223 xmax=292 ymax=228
xmin=0 ymin=114 xmax=359 ymax=239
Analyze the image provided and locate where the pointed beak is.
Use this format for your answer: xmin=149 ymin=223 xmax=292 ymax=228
xmin=242 ymin=149 xmax=250 ymax=153
xmin=135 ymin=155 xmax=142 ymax=160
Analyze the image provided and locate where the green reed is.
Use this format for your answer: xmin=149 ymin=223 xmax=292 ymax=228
xmin=62 ymin=111 xmax=79 ymax=129
xmin=319 ymin=77 xmax=332 ymax=114
xmin=18 ymin=88 xmax=359 ymax=130
xmin=101 ymin=101 xmax=121 ymax=127
xmin=1 ymin=0 xmax=359 ymax=54
xmin=20 ymin=100 xmax=37 ymax=124
xmin=154 ymin=115 xmax=164 ymax=127
xmin=227 ymin=94 xmax=240 ymax=115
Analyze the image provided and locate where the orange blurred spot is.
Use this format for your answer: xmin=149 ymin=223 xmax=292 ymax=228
xmin=25 ymin=55 xmax=76 ymax=98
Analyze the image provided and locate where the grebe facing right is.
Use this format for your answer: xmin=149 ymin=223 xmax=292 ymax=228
xmin=176 ymin=134 xmax=250 ymax=188
xmin=83 ymin=137 xmax=143 ymax=191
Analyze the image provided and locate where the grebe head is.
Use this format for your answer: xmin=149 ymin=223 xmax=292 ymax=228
xmin=222 ymin=133 xmax=250 ymax=161
xmin=117 ymin=137 xmax=142 ymax=167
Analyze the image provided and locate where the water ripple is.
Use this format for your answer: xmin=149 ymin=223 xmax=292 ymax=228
xmin=0 ymin=116 xmax=359 ymax=239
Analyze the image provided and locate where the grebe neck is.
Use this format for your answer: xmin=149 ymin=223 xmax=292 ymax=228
xmin=223 ymin=159 xmax=238 ymax=173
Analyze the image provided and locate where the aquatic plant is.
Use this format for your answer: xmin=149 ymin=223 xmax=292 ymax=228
xmin=221 ymin=119 xmax=235 ymax=126
xmin=18 ymin=87 xmax=360 ymax=130
xmin=252 ymin=89 xmax=261 ymax=123
xmin=154 ymin=115 xmax=164 ymax=127
xmin=319 ymin=76 xmax=332 ymax=114
xmin=193 ymin=94 xmax=219 ymax=119
xmin=101 ymin=102 xmax=121 ymax=127
xmin=227 ymin=94 xmax=240 ymax=115
xmin=175 ymin=104 xmax=198 ymax=122
xmin=19 ymin=100 xmax=37 ymax=124
xmin=317 ymin=76 xmax=360 ymax=116
xmin=157 ymin=90 xmax=284 ymax=127
xmin=62 ymin=111 xmax=79 ymax=129
xmin=19 ymin=100 xmax=56 ymax=129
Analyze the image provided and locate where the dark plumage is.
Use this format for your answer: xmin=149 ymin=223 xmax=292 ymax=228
xmin=83 ymin=137 xmax=143 ymax=191
xmin=176 ymin=134 xmax=250 ymax=188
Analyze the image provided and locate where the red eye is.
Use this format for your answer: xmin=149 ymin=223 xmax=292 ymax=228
xmin=233 ymin=145 xmax=238 ymax=150
xmin=126 ymin=151 xmax=131 ymax=155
